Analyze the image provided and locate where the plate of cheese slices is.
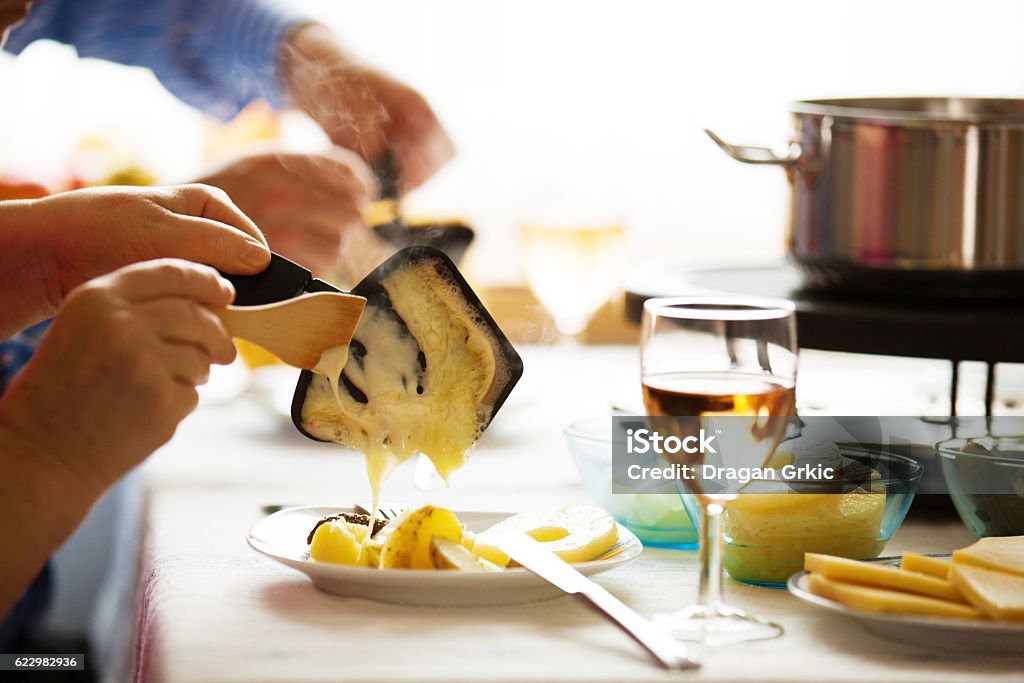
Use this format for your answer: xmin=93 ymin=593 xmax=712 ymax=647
xmin=248 ymin=504 xmax=642 ymax=607
xmin=788 ymin=536 xmax=1024 ymax=652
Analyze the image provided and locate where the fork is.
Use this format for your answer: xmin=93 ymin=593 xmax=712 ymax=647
xmin=260 ymin=503 xmax=407 ymax=518
xmin=354 ymin=502 xmax=407 ymax=521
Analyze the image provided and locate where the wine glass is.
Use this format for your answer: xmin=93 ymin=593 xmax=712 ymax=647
xmin=640 ymin=296 xmax=797 ymax=645
xmin=520 ymin=222 xmax=625 ymax=342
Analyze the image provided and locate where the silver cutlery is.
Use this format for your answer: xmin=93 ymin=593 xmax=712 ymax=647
xmin=498 ymin=531 xmax=700 ymax=671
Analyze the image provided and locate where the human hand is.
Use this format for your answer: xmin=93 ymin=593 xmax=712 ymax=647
xmin=0 ymin=184 xmax=269 ymax=336
xmin=197 ymin=146 xmax=389 ymax=276
xmin=0 ymin=259 xmax=236 ymax=496
xmin=282 ymin=23 xmax=455 ymax=194
xmin=0 ymin=0 xmax=34 ymax=48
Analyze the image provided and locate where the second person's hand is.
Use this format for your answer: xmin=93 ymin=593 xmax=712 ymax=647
xmin=282 ymin=23 xmax=455 ymax=194
xmin=196 ymin=146 xmax=382 ymax=276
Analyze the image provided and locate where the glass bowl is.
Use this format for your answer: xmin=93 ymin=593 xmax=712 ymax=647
xmin=563 ymin=417 xmax=697 ymax=548
xmin=936 ymin=436 xmax=1024 ymax=538
xmin=681 ymin=445 xmax=922 ymax=587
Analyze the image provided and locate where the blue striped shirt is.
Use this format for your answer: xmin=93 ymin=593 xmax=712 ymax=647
xmin=5 ymin=0 xmax=311 ymax=120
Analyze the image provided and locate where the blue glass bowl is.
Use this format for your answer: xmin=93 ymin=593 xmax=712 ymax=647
xmin=680 ymin=445 xmax=921 ymax=587
xmin=936 ymin=437 xmax=1024 ymax=538
xmin=563 ymin=417 xmax=698 ymax=549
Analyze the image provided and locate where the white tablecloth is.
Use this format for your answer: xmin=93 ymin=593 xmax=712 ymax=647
xmin=131 ymin=346 xmax=1024 ymax=683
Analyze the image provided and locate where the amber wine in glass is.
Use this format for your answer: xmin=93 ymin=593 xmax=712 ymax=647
xmin=640 ymin=297 xmax=797 ymax=645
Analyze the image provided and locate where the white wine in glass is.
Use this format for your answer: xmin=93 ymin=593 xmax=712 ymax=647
xmin=520 ymin=224 xmax=625 ymax=339
xmin=640 ymin=297 xmax=797 ymax=645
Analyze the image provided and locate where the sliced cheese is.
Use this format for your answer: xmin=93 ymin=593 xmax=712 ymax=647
xmin=952 ymin=536 xmax=1024 ymax=579
xmin=901 ymin=552 xmax=952 ymax=580
xmin=805 ymin=553 xmax=964 ymax=603
xmin=806 ymin=573 xmax=982 ymax=620
xmin=950 ymin=563 xmax=1024 ymax=621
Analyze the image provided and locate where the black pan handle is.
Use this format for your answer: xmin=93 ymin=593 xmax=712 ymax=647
xmin=220 ymin=252 xmax=313 ymax=306
xmin=372 ymin=151 xmax=400 ymax=201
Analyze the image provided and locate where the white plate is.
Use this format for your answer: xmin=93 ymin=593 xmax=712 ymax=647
xmin=248 ymin=506 xmax=642 ymax=607
xmin=788 ymin=557 xmax=1024 ymax=652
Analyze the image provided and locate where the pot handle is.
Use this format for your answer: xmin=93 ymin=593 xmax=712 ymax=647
xmin=704 ymin=128 xmax=801 ymax=166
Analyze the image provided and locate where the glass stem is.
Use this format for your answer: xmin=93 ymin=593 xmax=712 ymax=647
xmin=555 ymin=329 xmax=580 ymax=349
xmin=552 ymin=327 xmax=583 ymax=375
xmin=697 ymin=501 xmax=725 ymax=611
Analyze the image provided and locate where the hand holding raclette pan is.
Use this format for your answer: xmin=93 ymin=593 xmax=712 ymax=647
xmin=291 ymin=246 xmax=523 ymax=444
xmin=368 ymin=153 xmax=476 ymax=265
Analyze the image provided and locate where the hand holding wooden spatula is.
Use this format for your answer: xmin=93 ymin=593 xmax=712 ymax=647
xmin=216 ymin=292 xmax=365 ymax=370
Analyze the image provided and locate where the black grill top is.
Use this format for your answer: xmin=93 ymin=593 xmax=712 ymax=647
xmin=625 ymin=264 xmax=1024 ymax=363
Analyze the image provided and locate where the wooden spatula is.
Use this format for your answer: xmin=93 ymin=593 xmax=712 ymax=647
xmin=216 ymin=292 xmax=366 ymax=370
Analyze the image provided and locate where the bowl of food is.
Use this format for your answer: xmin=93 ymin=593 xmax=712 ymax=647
xmin=680 ymin=439 xmax=922 ymax=586
xmin=563 ymin=417 xmax=698 ymax=548
xmin=936 ymin=436 xmax=1024 ymax=538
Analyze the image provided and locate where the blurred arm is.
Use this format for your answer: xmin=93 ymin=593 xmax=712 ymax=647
xmin=0 ymin=425 xmax=96 ymax=619
xmin=4 ymin=0 xmax=311 ymax=120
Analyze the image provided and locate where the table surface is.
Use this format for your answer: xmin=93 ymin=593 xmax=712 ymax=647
xmin=134 ymin=346 xmax=1023 ymax=683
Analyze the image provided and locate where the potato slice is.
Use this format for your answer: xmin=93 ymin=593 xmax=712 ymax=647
xmin=379 ymin=505 xmax=464 ymax=569
xmin=430 ymin=536 xmax=486 ymax=571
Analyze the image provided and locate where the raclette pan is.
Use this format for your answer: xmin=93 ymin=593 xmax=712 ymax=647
xmin=223 ymin=246 xmax=522 ymax=443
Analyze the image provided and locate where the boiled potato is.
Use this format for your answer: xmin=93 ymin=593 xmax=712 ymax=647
xmin=309 ymin=520 xmax=375 ymax=566
xmin=379 ymin=505 xmax=464 ymax=569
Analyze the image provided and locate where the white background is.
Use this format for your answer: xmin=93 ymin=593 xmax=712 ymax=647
xmin=2 ymin=0 xmax=1024 ymax=283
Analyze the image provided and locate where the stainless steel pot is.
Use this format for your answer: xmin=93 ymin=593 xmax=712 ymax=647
xmin=708 ymin=97 xmax=1024 ymax=298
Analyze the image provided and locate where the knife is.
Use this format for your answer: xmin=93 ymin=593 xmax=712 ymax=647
xmin=498 ymin=532 xmax=700 ymax=671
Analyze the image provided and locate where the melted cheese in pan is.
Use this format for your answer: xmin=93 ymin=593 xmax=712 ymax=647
xmin=313 ymin=345 xmax=350 ymax=407
xmin=302 ymin=262 xmax=503 ymax=513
